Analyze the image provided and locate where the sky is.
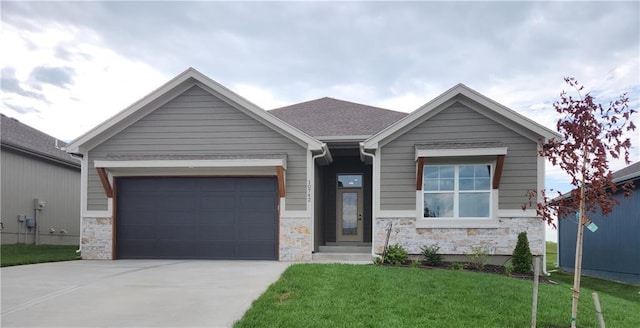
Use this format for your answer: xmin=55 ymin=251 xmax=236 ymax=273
xmin=1 ymin=1 xmax=639 ymax=241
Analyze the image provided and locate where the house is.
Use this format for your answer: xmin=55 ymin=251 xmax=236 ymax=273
xmin=558 ymin=162 xmax=639 ymax=285
xmin=65 ymin=68 xmax=558 ymax=263
xmin=1 ymin=114 xmax=81 ymax=245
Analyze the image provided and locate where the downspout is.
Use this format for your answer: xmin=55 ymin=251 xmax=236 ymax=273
xmin=359 ymin=142 xmax=376 ymax=259
xmin=310 ymin=143 xmax=329 ymax=254
xmin=68 ymin=151 xmax=84 ymax=254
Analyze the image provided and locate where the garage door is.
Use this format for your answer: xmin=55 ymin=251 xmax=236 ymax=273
xmin=115 ymin=177 xmax=278 ymax=260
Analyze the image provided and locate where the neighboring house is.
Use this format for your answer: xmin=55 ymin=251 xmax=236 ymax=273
xmin=1 ymin=114 xmax=81 ymax=245
xmin=65 ymin=68 xmax=558 ymax=263
xmin=558 ymin=162 xmax=639 ymax=285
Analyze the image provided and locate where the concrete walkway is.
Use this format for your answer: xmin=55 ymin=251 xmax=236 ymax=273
xmin=1 ymin=260 xmax=290 ymax=328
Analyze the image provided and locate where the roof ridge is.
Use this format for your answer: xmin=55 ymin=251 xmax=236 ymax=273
xmin=270 ymin=96 xmax=406 ymax=114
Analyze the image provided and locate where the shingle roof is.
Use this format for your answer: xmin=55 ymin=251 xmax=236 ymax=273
xmin=613 ymin=162 xmax=640 ymax=183
xmin=0 ymin=114 xmax=79 ymax=167
xmin=269 ymin=97 xmax=407 ymax=139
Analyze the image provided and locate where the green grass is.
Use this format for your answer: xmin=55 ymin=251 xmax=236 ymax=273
xmin=546 ymin=241 xmax=558 ymax=269
xmin=545 ymin=241 xmax=639 ymax=302
xmin=1 ymin=244 xmax=81 ymax=267
xmin=235 ymin=264 xmax=640 ymax=328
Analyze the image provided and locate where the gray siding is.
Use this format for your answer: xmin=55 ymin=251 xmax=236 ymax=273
xmin=559 ymin=184 xmax=639 ymax=285
xmin=1 ymin=148 xmax=80 ymax=245
xmin=87 ymin=86 xmax=307 ymax=212
xmin=380 ymin=102 xmax=537 ymax=211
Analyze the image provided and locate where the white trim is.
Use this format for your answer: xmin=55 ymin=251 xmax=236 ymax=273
xmin=83 ymin=210 xmax=112 ymax=218
xmin=280 ymin=212 xmax=310 ymax=218
xmin=537 ymin=144 xmax=545 ymax=204
xmin=80 ymin=152 xmax=88 ymax=216
xmin=373 ymin=148 xmax=382 ymax=215
xmin=319 ymin=135 xmax=371 ymax=142
xmin=377 ymin=210 xmax=417 ymax=218
xmin=498 ymin=209 xmax=538 ymax=217
xmin=307 ymin=150 xmax=314 ymax=251
xmin=66 ymin=67 xmax=325 ymax=154
xmin=94 ymin=158 xmax=287 ymax=170
xmin=415 ymin=147 xmax=507 ymax=160
xmin=416 ymin=219 xmax=501 ymax=229
xmin=363 ymin=84 xmax=559 ymax=150
xmin=359 ymin=143 xmax=377 ymax=256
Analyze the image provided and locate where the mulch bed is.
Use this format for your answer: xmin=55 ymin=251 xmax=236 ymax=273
xmin=383 ymin=261 xmax=553 ymax=283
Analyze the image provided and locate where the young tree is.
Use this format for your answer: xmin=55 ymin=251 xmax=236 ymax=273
xmin=523 ymin=77 xmax=636 ymax=328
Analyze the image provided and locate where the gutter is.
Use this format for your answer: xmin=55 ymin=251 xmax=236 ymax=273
xmin=359 ymin=142 xmax=376 ymax=259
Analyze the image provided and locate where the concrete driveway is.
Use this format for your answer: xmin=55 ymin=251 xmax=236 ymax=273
xmin=1 ymin=260 xmax=290 ymax=328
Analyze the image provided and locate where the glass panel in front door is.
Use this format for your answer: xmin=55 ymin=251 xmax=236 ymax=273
xmin=342 ymin=192 xmax=358 ymax=235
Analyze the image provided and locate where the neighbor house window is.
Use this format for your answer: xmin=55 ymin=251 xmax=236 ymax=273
xmin=423 ymin=164 xmax=491 ymax=218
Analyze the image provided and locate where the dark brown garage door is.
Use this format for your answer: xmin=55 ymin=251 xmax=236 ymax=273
xmin=115 ymin=177 xmax=278 ymax=260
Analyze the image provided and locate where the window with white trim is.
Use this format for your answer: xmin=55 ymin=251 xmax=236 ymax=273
xmin=423 ymin=164 xmax=492 ymax=218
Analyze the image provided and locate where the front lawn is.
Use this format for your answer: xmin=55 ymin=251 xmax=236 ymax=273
xmin=1 ymin=244 xmax=81 ymax=267
xmin=235 ymin=264 xmax=640 ymax=328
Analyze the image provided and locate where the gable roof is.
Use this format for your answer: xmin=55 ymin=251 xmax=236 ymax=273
xmin=363 ymin=83 xmax=560 ymax=150
xmin=613 ymin=162 xmax=640 ymax=184
xmin=65 ymin=67 xmax=326 ymax=154
xmin=269 ymin=97 xmax=407 ymax=141
xmin=0 ymin=113 xmax=79 ymax=167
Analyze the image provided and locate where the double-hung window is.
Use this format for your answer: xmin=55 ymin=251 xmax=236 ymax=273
xmin=423 ymin=164 xmax=491 ymax=219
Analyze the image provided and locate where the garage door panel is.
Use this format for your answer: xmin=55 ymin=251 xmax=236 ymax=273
xmin=200 ymin=193 xmax=235 ymax=209
xmin=239 ymin=195 xmax=277 ymax=209
xmin=118 ymin=225 xmax=157 ymax=240
xmin=118 ymin=240 xmax=156 ymax=258
xmin=197 ymin=210 xmax=235 ymax=224
xmin=156 ymin=226 xmax=196 ymax=241
xmin=238 ymin=227 xmax=276 ymax=241
xmin=118 ymin=194 xmax=157 ymax=210
xmin=156 ymin=211 xmax=197 ymax=225
xmin=197 ymin=225 xmax=235 ymax=241
xmin=238 ymin=242 xmax=277 ymax=259
xmin=116 ymin=177 xmax=277 ymax=260
xmin=235 ymin=179 xmax=276 ymax=192
xmin=160 ymin=193 xmax=197 ymax=210
xmin=119 ymin=210 xmax=156 ymax=225
xmin=239 ymin=211 xmax=275 ymax=223
xmin=197 ymin=242 xmax=236 ymax=258
xmin=198 ymin=179 xmax=236 ymax=192
xmin=156 ymin=178 xmax=198 ymax=191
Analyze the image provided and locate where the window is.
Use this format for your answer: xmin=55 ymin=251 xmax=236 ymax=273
xmin=337 ymin=174 xmax=362 ymax=188
xmin=423 ymin=164 xmax=491 ymax=218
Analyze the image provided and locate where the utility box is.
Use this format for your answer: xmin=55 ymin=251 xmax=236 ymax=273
xmin=34 ymin=198 xmax=46 ymax=210
xmin=25 ymin=218 xmax=35 ymax=229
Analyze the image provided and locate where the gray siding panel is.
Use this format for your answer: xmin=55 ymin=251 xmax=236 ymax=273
xmin=380 ymin=103 xmax=538 ymax=211
xmin=1 ymin=149 xmax=81 ymax=245
xmin=87 ymin=86 xmax=307 ymax=212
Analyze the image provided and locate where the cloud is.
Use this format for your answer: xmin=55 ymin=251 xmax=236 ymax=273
xmin=29 ymin=66 xmax=76 ymax=89
xmin=3 ymin=102 xmax=39 ymax=114
xmin=0 ymin=1 xmax=638 ymax=148
xmin=1 ymin=67 xmax=47 ymax=102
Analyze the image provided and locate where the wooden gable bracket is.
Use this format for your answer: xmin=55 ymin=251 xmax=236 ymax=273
xmin=493 ymin=155 xmax=505 ymax=189
xmin=96 ymin=167 xmax=114 ymax=198
xmin=416 ymin=157 xmax=426 ymax=191
xmin=276 ymin=166 xmax=286 ymax=197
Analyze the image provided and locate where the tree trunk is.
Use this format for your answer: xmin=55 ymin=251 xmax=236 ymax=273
xmin=571 ymin=157 xmax=588 ymax=328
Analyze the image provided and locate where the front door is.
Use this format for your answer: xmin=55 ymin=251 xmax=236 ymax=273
xmin=336 ymin=174 xmax=364 ymax=242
